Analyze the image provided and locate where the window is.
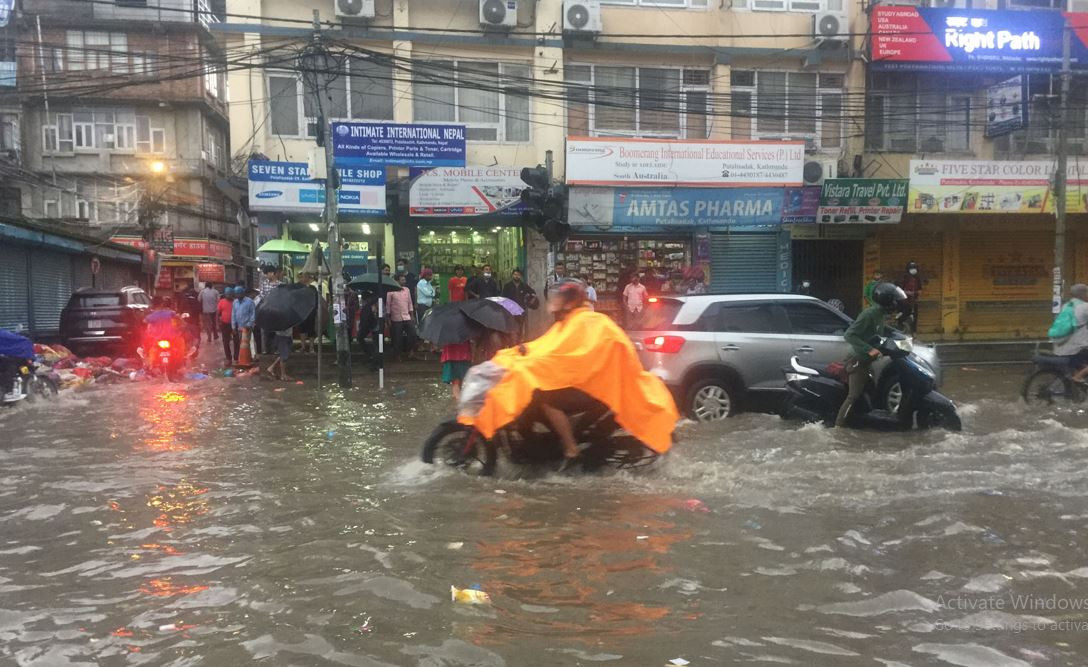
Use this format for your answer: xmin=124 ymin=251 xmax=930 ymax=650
xmin=0 ymin=113 xmax=17 ymax=152
xmin=731 ymin=70 xmax=843 ymax=149
xmin=413 ymin=60 xmax=531 ymax=142
xmin=269 ymin=57 xmax=394 ymax=137
xmin=43 ymin=113 xmax=74 ymax=153
xmin=866 ymin=73 xmax=971 ymax=153
xmin=995 ymin=74 xmax=1088 ymax=156
xmin=136 ymin=115 xmax=165 ymax=154
xmin=782 ymin=302 xmax=849 ymax=335
xmin=565 ymin=65 xmax=710 ymax=139
xmin=44 ymin=199 xmax=60 ymax=218
xmin=732 ymin=0 xmax=842 ymax=10
xmin=65 ymin=31 xmax=133 ymax=72
xmin=715 ymin=303 xmax=783 ymax=334
xmin=601 ymin=0 xmax=709 ymax=6
xmin=75 ymin=197 xmax=93 ymax=221
xmin=110 ymin=33 xmax=128 ymax=72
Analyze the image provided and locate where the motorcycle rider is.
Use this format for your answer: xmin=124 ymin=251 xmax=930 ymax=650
xmin=142 ymin=297 xmax=197 ymax=371
xmin=835 ymin=282 xmax=907 ymax=428
xmin=539 ymin=279 xmax=592 ymax=460
xmin=1053 ymin=283 xmax=1088 ymax=384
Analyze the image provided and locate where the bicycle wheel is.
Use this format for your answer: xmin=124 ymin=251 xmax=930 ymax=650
xmin=420 ymin=422 xmax=496 ymax=476
xmin=1021 ymin=369 xmax=1078 ymax=406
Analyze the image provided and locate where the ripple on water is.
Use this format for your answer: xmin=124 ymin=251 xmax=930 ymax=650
xmin=913 ymin=642 xmax=1030 ymax=667
xmin=816 ymin=590 xmax=941 ymax=617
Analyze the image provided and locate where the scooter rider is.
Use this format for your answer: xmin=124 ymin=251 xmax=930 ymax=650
xmin=539 ymin=278 xmax=591 ymax=460
xmin=835 ymin=282 xmax=907 ymax=428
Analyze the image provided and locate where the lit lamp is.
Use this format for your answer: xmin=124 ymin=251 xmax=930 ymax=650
xmin=149 ymin=160 xmax=166 ymax=175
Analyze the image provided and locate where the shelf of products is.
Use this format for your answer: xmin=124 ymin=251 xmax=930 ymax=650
xmin=557 ymin=237 xmax=692 ymax=320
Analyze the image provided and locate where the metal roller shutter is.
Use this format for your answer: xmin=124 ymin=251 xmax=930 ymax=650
xmin=30 ymin=250 xmax=72 ymax=336
xmin=878 ymin=231 xmax=943 ymax=334
xmin=0 ymin=245 xmax=30 ymax=332
xmin=959 ymin=231 xmax=1051 ymax=335
xmin=709 ymin=233 xmax=779 ymax=293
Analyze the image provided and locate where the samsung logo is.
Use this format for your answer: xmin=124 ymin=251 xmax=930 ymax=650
xmin=255 ymin=190 xmax=283 ymax=199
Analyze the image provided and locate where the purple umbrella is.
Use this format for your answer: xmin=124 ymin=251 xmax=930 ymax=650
xmin=486 ymin=296 xmax=525 ymax=317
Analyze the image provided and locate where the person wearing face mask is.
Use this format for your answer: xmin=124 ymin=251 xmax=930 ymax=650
xmin=897 ymin=261 xmax=922 ymax=334
xmin=796 ymin=279 xmax=813 ymax=296
xmin=467 ymin=263 xmax=500 ymax=299
xmin=396 ymin=258 xmax=418 ymax=305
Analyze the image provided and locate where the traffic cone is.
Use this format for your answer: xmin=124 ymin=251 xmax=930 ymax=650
xmin=236 ymin=328 xmax=254 ymax=368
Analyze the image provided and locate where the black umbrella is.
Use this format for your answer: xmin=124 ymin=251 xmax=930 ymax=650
xmin=347 ymin=273 xmax=402 ymax=297
xmin=418 ymin=303 xmax=481 ymax=346
xmin=459 ymin=298 xmax=518 ymax=334
xmin=255 ymin=283 xmax=317 ymax=332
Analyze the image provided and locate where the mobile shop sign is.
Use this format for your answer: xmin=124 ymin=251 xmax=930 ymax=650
xmin=907 ymin=159 xmax=1053 ymax=214
xmin=568 ymin=187 xmax=784 ymax=229
xmin=986 ymin=75 xmax=1029 ymax=138
xmin=817 ymin=179 xmax=907 ymax=224
xmin=781 ymin=186 xmax=821 ymax=224
xmin=565 ymin=137 xmax=805 ymax=188
xmin=408 ymin=167 xmax=527 ymax=217
xmin=333 ymin=122 xmax=466 ymax=168
xmin=871 ymin=7 xmax=1088 ymax=72
xmin=248 ymin=160 xmax=386 ymax=214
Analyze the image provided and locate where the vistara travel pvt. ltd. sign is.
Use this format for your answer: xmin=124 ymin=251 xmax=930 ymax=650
xmin=871 ymin=7 xmax=1088 ymax=72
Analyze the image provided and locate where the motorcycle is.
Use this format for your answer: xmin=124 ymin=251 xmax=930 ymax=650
xmin=138 ymin=312 xmax=197 ymax=381
xmin=780 ymin=330 xmax=961 ymax=431
xmin=421 ymin=362 xmax=665 ymax=477
xmin=1021 ymin=353 xmax=1086 ymax=406
xmin=1 ymin=357 xmax=59 ymax=406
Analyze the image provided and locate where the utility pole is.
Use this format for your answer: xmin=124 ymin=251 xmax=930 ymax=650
xmin=1053 ymin=25 xmax=1071 ymax=314
xmin=545 ymin=149 xmax=556 ymax=268
xmin=306 ymin=10 xmax=351 ymax=387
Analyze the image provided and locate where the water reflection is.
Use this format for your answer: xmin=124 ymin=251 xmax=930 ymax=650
xmin=139 ymin=389 xmax=195 ymax=452
xmin=148 ymin=480 xmax=209 ymax=529
xmin=469 ymin=493 xmax=692 ymax=643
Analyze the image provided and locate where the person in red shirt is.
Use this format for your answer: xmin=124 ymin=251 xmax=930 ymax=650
xmin=448 ymin=265 xmax=468 ymax=302
xmin=441 ymin=340 xmax=472 ymax=401
xmin=216 ymin=288 xmax=236 ymax=364
xmin=896 ymin=261 xmax=923 ymax=333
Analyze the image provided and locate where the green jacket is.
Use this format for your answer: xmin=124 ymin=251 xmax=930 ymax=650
xmin=845 ymin=304 xmax=886 ymax=358
xmin=863 ymin=280 xmax=879 ymax=306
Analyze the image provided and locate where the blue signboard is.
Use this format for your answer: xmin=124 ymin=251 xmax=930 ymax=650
xmin=247 ymin=160 xmax=386 ymax=214
xmin=332 ymin=122 xmax=467 ymax=168
xmin=610 ymin=188 xmax=784 ymax=229
xmin=872 ymin=6 xmax=1088 ymax=72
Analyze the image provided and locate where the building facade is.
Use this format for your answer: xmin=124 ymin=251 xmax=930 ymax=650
xmin=10 ymin=0 xmax=250 ymax=307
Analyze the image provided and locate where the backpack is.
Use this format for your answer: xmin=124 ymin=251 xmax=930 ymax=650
xmin=1049 ymin=301 xmax=1079 ymax=340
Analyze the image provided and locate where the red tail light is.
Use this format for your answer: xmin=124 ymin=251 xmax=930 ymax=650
xmin=648 ymin=297 xmax=659 ymax=304
xmin=157 ymin=339 xmax=171 ymax=349
xmin=643 ymin=335 xmax=685 ymax=354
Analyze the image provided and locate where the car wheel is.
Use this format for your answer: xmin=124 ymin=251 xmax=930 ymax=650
xmin=686 ymin=379 xmax=737 ymax=422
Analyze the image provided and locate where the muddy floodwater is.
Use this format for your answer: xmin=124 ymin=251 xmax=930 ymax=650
xmin=3 ymin=366 xmax=1088 ymax=665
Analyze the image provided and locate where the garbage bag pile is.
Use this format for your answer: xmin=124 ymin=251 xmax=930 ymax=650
xmin=29 ymin=343 xmax=258 ymax=390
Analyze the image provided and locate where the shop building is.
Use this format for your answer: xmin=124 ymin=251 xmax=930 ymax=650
xmin=863 ymin=6 xmax=1088 ymax=340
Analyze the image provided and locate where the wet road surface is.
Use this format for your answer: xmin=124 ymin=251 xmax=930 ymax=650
xmin=4 ymin=364 xmax=1088 ymax=665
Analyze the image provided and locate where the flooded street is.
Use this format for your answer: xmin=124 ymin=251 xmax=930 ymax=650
xmin=4 ymin=366 xmax=1088 ymax=666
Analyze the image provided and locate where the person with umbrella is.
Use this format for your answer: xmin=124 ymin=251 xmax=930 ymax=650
xmin=441 ymin=339 xmax=473 ymax=401
xmin=264 ymin=325 xmax=294 ymax=381
xmin=500 ymin=268 xmax=537 ymax=342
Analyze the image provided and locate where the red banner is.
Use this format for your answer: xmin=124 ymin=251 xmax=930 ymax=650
xmin=111 ymin=236 xmax=232 ymax=260
xmin=156 ymin=266 xmax=173 ymax=289
xmin=196 ymin=263 xmax=226 ymax=282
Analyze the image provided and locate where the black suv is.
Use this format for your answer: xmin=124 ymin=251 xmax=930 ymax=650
xmin=60 ymin=286 xmax=150 ymax=355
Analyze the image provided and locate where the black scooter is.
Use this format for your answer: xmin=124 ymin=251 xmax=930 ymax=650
xmin=780 ymin=330 xmax=961 ymax=431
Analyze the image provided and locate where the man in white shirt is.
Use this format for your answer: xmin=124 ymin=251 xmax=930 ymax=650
xmin=198 ymin=282 xmax=220 ymax=342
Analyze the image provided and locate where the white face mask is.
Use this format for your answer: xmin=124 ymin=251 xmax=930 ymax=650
xmin=396 ymin=266 xmax=405 ymax=272
xmin=802 ymin=281 xmax=810 ymax=288
xmin=909 ymin=268 xmax=918 ymax=275
xmin=483 ymin=273 xmax=491 ymax=278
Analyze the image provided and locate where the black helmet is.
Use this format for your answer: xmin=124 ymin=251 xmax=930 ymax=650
xmin=551 ymin=278 xmax=588 ymax=312
xmin=872 ymin=282 xmax=907 ymax=312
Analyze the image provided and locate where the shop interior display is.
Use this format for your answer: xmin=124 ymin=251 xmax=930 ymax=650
xmin=557 ymin=238 xmax=690 ymax=318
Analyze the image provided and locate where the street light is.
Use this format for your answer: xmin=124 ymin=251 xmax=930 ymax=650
xmin=149 ymin=160 xmax=166 ymax=175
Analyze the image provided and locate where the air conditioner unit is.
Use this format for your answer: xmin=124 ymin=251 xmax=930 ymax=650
xmin=564 ymin=0 xmax=602 ymax=34
xmin=803 ymin=159 xmax=837 ymax=186
xmin=335 ymin=0 xmax=375 ymax=19
xmin=813 ymin=12 xmax=848 ymax=45
xmin=480 ymin=0 xmax=517 ymax=28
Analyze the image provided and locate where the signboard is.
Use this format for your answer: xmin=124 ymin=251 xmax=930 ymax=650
xmin=0 ymin=0 xmax=12 ymax=27
xmin=986 ymin=75 xmax=1028 ymax=138
xmin=156 ymin=266 xmax=173 ymax=290
xmin=195 ymin=263 xmax=226 ymax=283
xmin=871 ymin=7 xmax=1088 ymax=72
xmin=569 ymin=187 xmax=784 ymax=229
xmin=782 ymin=186 xmax=821 ymax=224
xmin=907 ymin=159 xmax=1051 ymax=214
xmin=112 ymin=236 xmax=233 ymax=259
xmin=816 ymin=179 xmax=908 ymax=224
xmin=332 ymin=122 xmax=466 ymax=168
xmin=248 ymin=160 xmax=386 ymax=214
xmin=148 ymin=229 xmax=175 ymax=253
xmin=565 ymin=137 xmax=805 ymax=188
xmin=409 ymin=166 xmax=527 ymax=217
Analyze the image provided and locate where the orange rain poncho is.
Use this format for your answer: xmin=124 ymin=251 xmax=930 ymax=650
xmin=458 ymin=307 xmax=679 ymax=454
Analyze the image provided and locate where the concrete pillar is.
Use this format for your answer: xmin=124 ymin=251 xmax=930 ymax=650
xmin=709 ymin=62 xmax=731 ymax=140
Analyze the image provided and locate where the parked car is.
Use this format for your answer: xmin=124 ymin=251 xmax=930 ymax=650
xmin=60 ymin=286 xmax=151 ymax=356
xmin=629 ymin=294 xmax=941 ymax=422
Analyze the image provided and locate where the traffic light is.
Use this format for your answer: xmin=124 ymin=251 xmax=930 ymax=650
xmin=519 ymin=165 xmax=569 ymax=244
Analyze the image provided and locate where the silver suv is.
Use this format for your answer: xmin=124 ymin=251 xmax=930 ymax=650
xmin=630 ymin=294 xmax=941 ymax=422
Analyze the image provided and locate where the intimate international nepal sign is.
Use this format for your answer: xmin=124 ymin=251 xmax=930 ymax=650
xmin=871 ymin=6 xmax=1088 ymax=72
xmin=568 ymin=187 xmax=784 ymax=229
xmin=565 ymin=138 xmax=805 ymax=188
xmin=247 ymin=160 xmax=386 ymax=214
xmin=332 ymin=122 xmax=467 ymax=168
xmin=408 ymin=167 xmax=527 ymax=217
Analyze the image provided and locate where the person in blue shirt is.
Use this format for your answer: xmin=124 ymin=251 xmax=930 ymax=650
xmin=231 ymin=288 xmax=257 ymax=361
